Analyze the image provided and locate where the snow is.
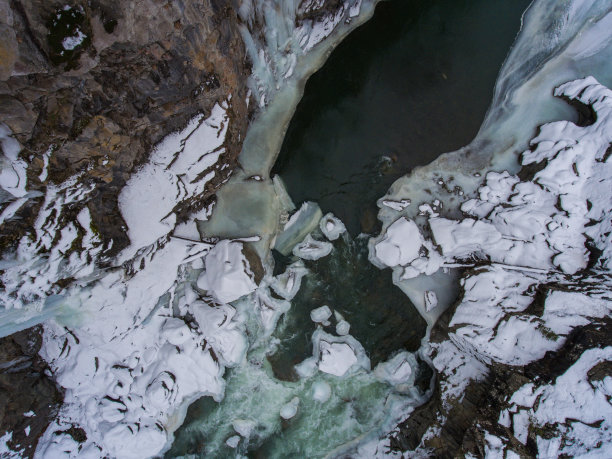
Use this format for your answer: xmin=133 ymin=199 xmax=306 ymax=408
xmin=196 ymin=240 xmax=257 ymax=304
xmin=424 ymin=291 xmax=438 ymax=311
xmin=319 ymin=212 xmax=346 ymax=241
xmin=312 ymin=381 xmax=332 ymax=403
xmin=279 ymin=397 xmax=300 ymax=419
xmin=38 ymin=146 xmax=52 ymax=182
xmin=319 ymin=341 xmax=358 ymax=377
xmin=310 ymin=305 xmax=332 ymax=325
xmin=62 ymin=29 xmax=86 ymax=50
xmin=374 ymin=217 xmax=424 ymax=267
xmin=119 ymin=101 xmax=229 ymax=251
xmin=0 ymin=2 xmax=385 ymax=457
xmin=503 ymin=347 xmax=612 ymax=457
xmin=0 ymin=123 xmax=27 ymax=198
xmin=293 ymin=234 xmax=333 ymax=260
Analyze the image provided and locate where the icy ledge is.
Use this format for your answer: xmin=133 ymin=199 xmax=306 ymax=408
xmin=385 ymin=78 xmax=612 ymax=457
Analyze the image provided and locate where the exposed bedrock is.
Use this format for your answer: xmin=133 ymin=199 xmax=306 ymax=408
xmin=0 ymin=0 xmax=251 ymax=255
xmin=0 ymin=326 xmax=63 ymax=458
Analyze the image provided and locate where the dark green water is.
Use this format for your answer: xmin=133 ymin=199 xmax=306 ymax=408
xmin=273 ymin=0 xmax=531 ymax=235
xmin=168 ymin=0 xmax=531 ymax=456
xmin=268 ymin=236 xmax=426 ymax=382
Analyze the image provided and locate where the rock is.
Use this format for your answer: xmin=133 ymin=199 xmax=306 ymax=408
xmin=0 ymin=326 xmax=63 ymax=458
xmin=0 ymin=0 xmax=252 ymax=257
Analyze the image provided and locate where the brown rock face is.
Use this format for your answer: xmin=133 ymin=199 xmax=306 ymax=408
xmin=391 ymin=297 xmax=612 ymax=458
xmin=0 ymin=326 xmax=63 ymax=458
xmin=1 ymin=0 xmax=252 ymax=256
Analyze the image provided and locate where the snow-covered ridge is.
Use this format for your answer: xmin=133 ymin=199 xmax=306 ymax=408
xmin=384 ymin=78 xmax=612 ymax=457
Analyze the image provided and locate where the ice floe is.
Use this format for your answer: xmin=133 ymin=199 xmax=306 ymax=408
xmin=319 ymin=212 xmax=347 ymax=241
xmin=293 ymin=234 xmax=333 ymax=260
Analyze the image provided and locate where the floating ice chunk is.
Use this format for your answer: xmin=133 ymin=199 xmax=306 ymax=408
xmin=295 ymin=357 xmax=318 ymax=378
xmin=232 ymin=419 xmax=256 ymax=438
xmin=255 ymin=287 xmax=291 ymax=335
xmin=374 ymin=217 xmax=424 ymax=267
xmin=197 ymin=240 xmax=257 ymax=304
xmin=336 ymin=320 xmax=350 ymax=336
xmin=424 ymin=291 xmax=438 ymax=311
xmin=310 ymin=305 xmax=332 ymax=325
xmin=297 ymin=330 xmax=370 ymax=379
xmin=319 ymin=212 xmax=346 ymax=241
xmin=374 ymin=351 xmax=418 ymax=388
xmin=293 ymin=234 xmax=333 ymax=260
xmin=319 ymin=341 xmax=357 ymax=377
xmin=226 ymin=435 xmax=240 ymax=449
xmin=312 ymin=381 xmax=332 ymax=403
xmin=274 ymin=201 xmax=323 ymax=255
xmin=280 ymin=397 xmax=300 ymax=420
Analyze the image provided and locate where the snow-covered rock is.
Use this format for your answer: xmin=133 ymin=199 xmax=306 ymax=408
xmin=197 ymin=240 xmax=258 ymax=304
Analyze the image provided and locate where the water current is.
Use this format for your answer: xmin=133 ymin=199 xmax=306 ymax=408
xmin=168 ymin=0 xmax=530 ymax=456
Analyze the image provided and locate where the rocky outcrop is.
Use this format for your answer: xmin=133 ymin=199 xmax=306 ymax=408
xmin=1 ymin=0 xmax=252 ymax=255
xmin=0 ymin=326 xmax=63 ymax=458
xmin=382 ymin=78 xmax=612 ymax=457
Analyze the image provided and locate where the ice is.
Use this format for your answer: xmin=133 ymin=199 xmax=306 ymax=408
xmin=62 ymin=29 xmax=86 ymax=50
xmin=310 ymin=305 xmax=332 ymax=325
xmin=373 ymin=217 xmax=424 ymax=268
xmin=196 ymin=240 xmax=258 ymax=304
xmin=0 ymin=123 xmax=27 ymax=198
xmin=232 ymin=419 xmax=256 ymax=438
xmin=279 ymin=397 xmax=300 ymax=420
xmin=374 ymin=351 xmax=417 ymax=389
xmin=119 ymin=102 xmax=229 ymax=251
xmin=226 ymin=435 xmax=240 ymax=448
xmin=319 ymin=341 xmax=358 ymax=377
xmin=336 ymin=320 xmax=350 ymax=336
xmin=274 ymin=201 xmax=323 ymax=255
xmin=369 ymin=0 xmax=612 ymax=324
xmin=319 ymin=212 xmax=347 ymax=241
xmin=312 ymin=381 xmax=332 ymax=403
xmin=293 ymin=234 xmax=333 ymax=261
xmin=270 ymin=261 xmax=309 ymax=300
